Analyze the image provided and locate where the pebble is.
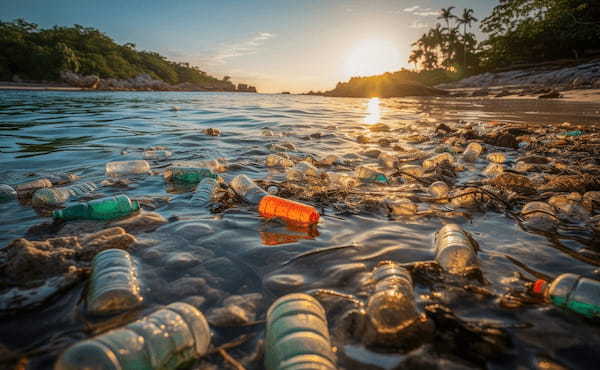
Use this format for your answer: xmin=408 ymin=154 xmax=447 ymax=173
xmin=263 ymin=273 xmax=306 ymax=293
xmin=165 ymin=252 xmax=200 ymax=269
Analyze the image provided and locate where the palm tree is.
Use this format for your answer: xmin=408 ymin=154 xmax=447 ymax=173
xmin=457 ymin=8 xmax=478 ymax=67
xmin=408 ymin=49 xmax=423 ymax=70
xmin=438 ymin=7 xmax=456 ymax=30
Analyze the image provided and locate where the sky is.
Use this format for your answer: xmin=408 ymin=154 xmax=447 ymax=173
xmin=0 ymin=0 xmax=496 ymax=93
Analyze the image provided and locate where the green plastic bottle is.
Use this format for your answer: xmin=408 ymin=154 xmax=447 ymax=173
xmin=265 ymin=293 xmax=336 ymax=370
xmin=53 ymin=195 xmax=140 ymax=221
xmin=164 ymin=167 xmax=218 ymax=184
xmin=532 ymin=273 xmax=600 ymax=319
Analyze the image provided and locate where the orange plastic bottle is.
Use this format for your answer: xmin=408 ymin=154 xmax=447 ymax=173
xmin=258 ymin=195 xmax=320 ymax=225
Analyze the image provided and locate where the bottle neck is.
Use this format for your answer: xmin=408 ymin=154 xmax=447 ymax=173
xmin=532 ymin=279 xmax=548 ymax=296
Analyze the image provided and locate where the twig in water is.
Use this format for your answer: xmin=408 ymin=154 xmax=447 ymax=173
xmin=218 ymin=348 xmax=246 ymax=370
xmin=505 ymin=255 xmax=552 ymax=281
xmin=281 ymin=244 xmax=357 ymax=266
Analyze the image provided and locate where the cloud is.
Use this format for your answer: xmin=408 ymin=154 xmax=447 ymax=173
xmin=409 ymin=20 xmax=429 ymax=29
xmin=403 ymin=5 xmax=440 ymax=17
xmin=186 ymin=32 xmax=276 ymax=67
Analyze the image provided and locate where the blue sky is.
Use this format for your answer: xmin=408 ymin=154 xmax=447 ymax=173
xmin=1 ymin=1 xmax=496 ymax=93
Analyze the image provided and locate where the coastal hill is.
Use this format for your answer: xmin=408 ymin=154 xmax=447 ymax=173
xmin=0 ymin=19 xmax=256 ymax=92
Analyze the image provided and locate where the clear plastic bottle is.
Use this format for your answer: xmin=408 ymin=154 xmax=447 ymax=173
xmin=422 ymin=153 xmax=454 ymax=170
xmin=47 ymin=173 xmax=79 ymax=186
xmin=164 ymin=167 xmax=217 ymax=184
xmin=294 ymin=161 xmax=320 ymax=177
xmin=483 ymin=163 xmax=504 ymax=177
xmin=387 ymin=198 xmax=418 ymax=216
xmin=87 ymin=249 xmax=142 ymax=315
xmin=0 ymin=184 xmax=17 ymax=203
xmin=326 ymin=172 xmax=356 ymax=190
xmin=32 ymin=182 xmax=97 ymax=207
xmin=15 ymin=178 xmax=52 ymax=194
xmin=55 ymin=302 xmax=211 ymax=370
xmin=434 ymin=224 xmax=478 ymax=274
xmin=265 ymin=293 xmax=336 ymax=370
xmin=143 ymin=149 xmax=172 ymax=160
xmin=191 ymin=177 xmax=219 ymax=206
xmin=398 ymin=164 xmax=424 ymax=183
xmin=230 ymin=174 xmax=269 ymax=205
xmin=355 ymin=165 xmax=387 ymax=183
xmin=462 ymin=142 xmax=483 ymax=162
xmin=53 ymin=195 xmax=140 ymax=221
xmin=450 ymin=187 xmax=483 ymax=208
xmin=266 ymin=154 xmax=293 ymax=168
xmin=521 ymin=201 xmax=558 ymax=231
xmin=532 ymin=274 xmax=600 ymax=318
xmin=429 ymin=181 xmax=449 ymax=199
xmin=105 ymin=160 xmax=150 ymax=177
xmin=486 ymin=152 xmax=506 ymax=164
xmin=378 ymin=152 xmax=397 ymax=169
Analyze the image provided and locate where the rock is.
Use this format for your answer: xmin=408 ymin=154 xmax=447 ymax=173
xmin=538 ymin=175 xmax=588 ymax=193
xmin=111 ymin=211 xmax=167 ymax=234
xmin=202 ymin=128 xmax=221 ymax=136
xmin=203 ymin=257 xmax=244 ymax=291
xmin=60 ymin=71 xmax=100 ymax=88
xmin=167 ymin=277 xmax=219 ymax=300
xmin=174 ymin=222 xmax=213 ymax=241
xmin=356 ymin=135 xmax=370 ymax=144
xmin=538 ymin=90 xmax=561 ymax=99
xmin=519 ymin=155 xmax=549 ymax=164
xmin=207 ymin=304 xmax=252 ymax=327
xmin=488 ymin=172 xmax=536 ymax=194
xmin=593 ymin=79 xmax=600 ymax=89
xmin=77 ymin=227 xmax=136 ymax=261
xmin=570 ymin=77 xmax=586 ymax=89
xmin=183 ymin=295 xmax=207 ymax=309
xmin=263 ymin=273 xmax=306 ymax=293
xmin=362 ymin=149 xmax=381 ymax=158
xmin=435 ymin=123 xmax=454 ymax=133
xmin=582 ymin=191 xmax=600 ymax=212
xmin=164 ymin=252 xmax=200 ymax=270
xmin=471 ymin=88 xmax=489 ymax=97
xmin=485 ymin=132 xmax=518 ymax=149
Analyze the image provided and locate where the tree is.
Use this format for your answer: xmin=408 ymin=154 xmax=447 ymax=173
xmin=438 ymin=7 xmax=457 ymax=31
xmin=457 ymin=8 xmax=478 ymax=68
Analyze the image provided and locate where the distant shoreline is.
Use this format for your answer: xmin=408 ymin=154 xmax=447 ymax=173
xmin=0 ymin=81 xmax=257 ymax=93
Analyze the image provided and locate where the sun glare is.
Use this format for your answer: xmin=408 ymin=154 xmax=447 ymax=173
xmin=344 ymin=39 xmax=402 ymax=80
xmin=364 ymin=97 xmax=381 ymax=125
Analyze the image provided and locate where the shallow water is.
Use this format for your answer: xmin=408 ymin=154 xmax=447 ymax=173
xmin=1 ymin=90 xmax=599 ymax=369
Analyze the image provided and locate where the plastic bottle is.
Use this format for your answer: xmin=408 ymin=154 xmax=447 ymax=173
xmin=230 ymin=174 xmax=269 ymax=205
xmin=521 ymin=202 xmax=558 ymax=231
xmin=378 ymin=152 xmax=397 ymax=169
xmin=265 ymin=293 xmax=336 ymax=370
xmin=286 ymin=161 xmax=319 ymax=182
xmin=365 ymin=262 xmax=423 ymax=344
xmin=55 ymin=302 xmax=211 ymax=370
xmin=326 ymin=172 xmax=356 ymax=190
xmin=462 ymin=142 xmax=483 ymax=162
xmin=532 ymin=274 xmax=600 ymax=318
xmin=450 ymin=187 xmax=483 ymax=208
xmin=486 ymin=152 xmax=506 ymax=164
xmin=434 ymin=224 xmax=478 ymax=274
xmin=355 ymin=165 xmax=387 ymax=183
xmin=143 ymin=149 xmax=172 ymax=160
xmin=15 ymin=178 xmax=52 ymax=194
xmin=387 ymin=198 xmax=418 ymax=216
xmin=191 ymin=177 xmax=219 ymax=206
xmin=398 ymin=164 xmax=424 ymax=183
xmin=266 ymin=154 xmax=294 ymax=168
xmin=105 ymin=160 xmax=150 ymax=177
xmin=53 ymin=195 xmax=140 ymax=221
xmin=483 ymin=163 xmax=504 ymax=177
xmin=429 ymin=181 xmax=449 ymax=199
xmin=32 ymin=182 xmax=97 ymax=207
xmin=164 ymin=167 xmax=218 ymax=184
xmin=0 ymin=184 xmax=17 ymax=203
xmin=87 ymin=249 xmax=142 ymax=315
xmin=47 ymin=173 xmax=79 ymax=186
xmin=422 ymin=153 xmax=454 ymax=170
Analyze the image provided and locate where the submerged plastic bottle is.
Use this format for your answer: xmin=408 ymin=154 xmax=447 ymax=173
xmin=422 ymin=153 xmax=454 ymax=170
xmin=521 ymin=201 xmax=558 ymax=231
xmin=265 ymin=293 xmax=336 ymax=370
xmin=53 ymin=195 xmax=140 ymax=221
xmin=287 ymin=161 xmax=320 ymax=181
xmin=486 ymin=152 xmax=507 ymax=164
xmin=266 ymin=154 xmax=294 ymax=168
xmin=326 ymin=172 xmax=357 ymax=190
xmin=429 ymin=181 xmax=449 ymax=199
xmin=143 ymin=149 xmax=172 ymax=160
xmin=231 ymin=174 xmax=320 ymax=224
xmin=450 ymin=187 xmax=484 ymax=208
xmin=434 ymin=224 xmax=478 ymax=274
xmin=32 ymin=182 xmax=97 ymax=207
xmin=387 ymin=198 xmax=418 ymax=216
xmin=55 ymin=302 xmax=211 ymax=370
xmin=483 ymin=163 xmax=504 ymax=177
xmin=47 ymin=173 xmax=80 ymax=186
xmin=355 ymin=165 xmax=387 ymax=183
xmin=398 ymin=164 xmax=424 ymax=183
xmin=191 ymin=177 xmax=219 ymax=206
xmin=0 ymin=184 xmax=17 ymax=203
xmin=105 ymin=160 xmax=150 ymax=177
xmin=15 ymin=178 xmax=52 ymax=194
xmin=532 ymin=274 xmax=600 ymax=318
xmin=87 ymin=249 xmax=142 ymax=315
xmin=378 ymin=152 xmax=397 ymax=169
xmin=164 ymin=167 xmax=218 ymax=184
xmin=462 ymin=142 xmax=483 ymax=162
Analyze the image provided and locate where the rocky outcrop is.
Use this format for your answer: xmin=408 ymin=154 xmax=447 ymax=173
xmin=60 ymin=71 xmax=100 ymax=88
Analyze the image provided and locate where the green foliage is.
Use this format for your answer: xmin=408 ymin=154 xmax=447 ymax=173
xmin=0 ymin=19 xmax=234 ymax=89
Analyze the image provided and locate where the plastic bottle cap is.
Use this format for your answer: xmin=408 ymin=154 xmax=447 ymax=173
xmin=258 ymin=195 xmax=320 ymax=225
xmin=532 ymin=279 xmax=547 ymax=295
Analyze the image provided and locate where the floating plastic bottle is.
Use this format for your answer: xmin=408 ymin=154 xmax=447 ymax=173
xmin=548 ymin=194 xmax=590 ymax=223
xmin=450 ymin=187 xmax=484 ymax=208
xmin=164 ymin=167 xmax=218 ymax=184
xmin=53 ymin=195 xmax=140 ymax=221
xmin=532 ymin=274 xmax=600 ymax=318
xmin=287 ymin=161 xmax=319 ymax=182
xmin=462 ymin=142 xmax=483 ymax=162
xmin=15 ymin=178 xmax=52 ymax=194
xmin=378 ymin=152 xmax=397 ymax=169
xmin=230 ymin=174 xmax=269 ymax=205
xmin=434 ymin=224 xmax=478 ymax=274
xmin=387 ymin=198 xmax=417 ymax=216
xmin=483 ymin=163 xmax=504 ymax=177
xmin=47 ymin=173 xmax=79 ymax=186
xmin=429 ymin=181 xmax=449 ymax=199
xmin=55 ymin=302 xmax=211 ymax=370
xmin=320 ymin=154 xmax=340 ymax=166
xmin=0 ymin=184 xmax=17 ymax=203
xmin=365 ymin=262 xmax=425 ymax=345
xmin=326 ymin=172 xmax=356 ymax=190
xmin=32 ymin=182 xmax=97 ymax=207
xmin=87 ymin=249 xmax=142 ymax=315
xmin=265 ymin=293 xmax=336 ymax=370
xmin=422 ymin=153 xmax=454 ymax=170
xmin=106 ymin=160 xmax=150 ymax=177
xmin=355 ymin=165 xmax=387 ymax=183
xmin=398 ymin=164 xmax=424 ymax=183
xmin=486 ymin=152 xmax=506 ymax=164
xmin=521 ymin=201 xmax=558 ymax=231
xmin=266 ymin=154 xmax=294 ymax=168
xmin=191 ymin=177 xmax=219 ymax=206
xmin=143 ymin=149 xmax=172 ymax=160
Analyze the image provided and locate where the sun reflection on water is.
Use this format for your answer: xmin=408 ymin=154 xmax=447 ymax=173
xmin=364 ymin=97 xmax=381 ymax=124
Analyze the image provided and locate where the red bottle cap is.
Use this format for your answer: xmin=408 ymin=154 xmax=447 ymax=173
xmin=532 ymin=279 xmax=547 ymax=295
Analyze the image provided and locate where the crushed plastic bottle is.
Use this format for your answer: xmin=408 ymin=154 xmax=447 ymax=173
xmin=521 ymin=201 xmax=558 ymax=231
xmin=398 ymin=164 xmax=424 ymax=183
xmin=429 ymin=181 xmax=449 ymax=199
xmin=143 ymin=149 xmax=172 ymax=160
xmin=191 ymin=177 xmax=219 ymax=206
xmin=55 ymin=302 xmax=211 ymax=370
xmin=0 ymin=184 xmax=17 ymax=203
xmin=355 ymin=165 xmax=387 ymax=183
xmin=105 ymin=160 xmax=150 ymax=177
xmin=326 ymin=172 xmax=357 ymax=190
xmin=532 ymin=274 xmax=600 ymax=318
xmin=434 ymin=224 xmax=478 ymax=274
xmin=486 ymin=152 xmax=507 ymax=164
xmin=287 ymin=161 xmax=320 ymax=182
xmin=87 ymin=249 xmax=142 ymax=315
xmin=15 ymin=178 xmax=52 ymax=194
xmin=32 ymin=182 xmax=97 ymax=207
xmin=386 ymin=198 xmax=418 ymax=216
xmin=53 ymin=195 xmax=140 ymax=221
xmin=378 ymin=152 xmax=397 ymax=169
xmin=265 ymin=293 xmax=336 ymax=370
xmin=266 ymin=154 xmax=294 ymax=168
xmin=422 ymin=153 xmax=454 ymax=170
xmin=164 ymin=167 xmax=218 ymax=184
xmin=462 ymin=142 xmax=484 ymax=162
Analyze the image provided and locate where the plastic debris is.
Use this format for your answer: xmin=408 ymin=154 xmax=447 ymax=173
xmin=486 ymin=152 xmax=507 ymax=164
xmin=398 ymin=164 xmax=424 ymax=183
xmin=164 ymin=166 xmax=218 ymax=184
xmin=31 ymin=182 xmax=97 ymax=207
xmin=462 ymin=142 xmax=484 ymax=162
xmin=355 ymin=165 xmax=387 ymax=183
xmin=0 ymin=184 xmax=17 ymax=202
xmin=53 ymin=195 xmax=140 ymax=221
xmin=191 ymin=177 xmax=219 ymax=207
xmin=15 ymin=178 xmax=53 ymax=195
xmin=429 ymin=181 xmax=449 ymax=199
xmin=434 ymin=224 xmax=478 ymax=274
xmin=532 ymin=273 xmax=600 ymax=318
xmin=266 ymin=154 xmax=293 ymax=168
xmin=105 ymin=160 xmax=150 ymax=177
xmin=422 ymin=153 xmax=454 ymax=170
xmin=521 ymin=202 xmax=558 ymax=231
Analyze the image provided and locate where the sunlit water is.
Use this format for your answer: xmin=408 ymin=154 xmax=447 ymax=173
xmin=1 ymin=91 xmax=599 ymax=369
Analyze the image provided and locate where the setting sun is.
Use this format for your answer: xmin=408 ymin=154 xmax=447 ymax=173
xmin=343 ymin=39 xmax=403 ymax=80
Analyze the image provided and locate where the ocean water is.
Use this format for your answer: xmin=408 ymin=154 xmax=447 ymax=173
xmin=1 ymin=90 xmax=599 ymax=369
